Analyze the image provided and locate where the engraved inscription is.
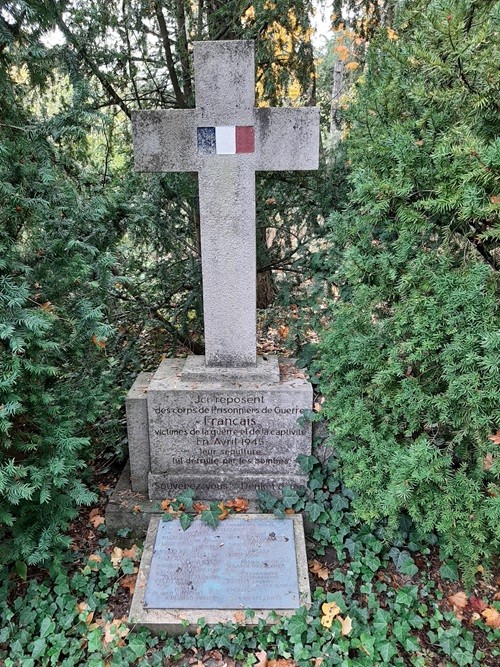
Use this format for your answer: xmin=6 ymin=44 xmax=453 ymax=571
xmin=148 ymin=390 xmax=310 ymax=476
xmin=144 ymin=518 xmax=300 ymax=609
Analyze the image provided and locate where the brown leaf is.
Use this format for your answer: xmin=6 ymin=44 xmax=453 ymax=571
xmin=88 ymin=554 xmax=102 ymax=564
xmin=278 ymin=325 xmax=289 ymax=340
xmin=309 ymin=559 xmax=330 ymax=581
xmin=226 ymin=497 xmax=249 ymax=513
xmin=482 ymin=607 xmax=500 ymax=628
xmin=488 ymin=431 xmax=500 ymax=445
xmin=103 ymin=619 xmax=130 ymax=645
xmin=132 ymin=505 xmax=142 ymax=513
xmin=91 ymin=334 xmax=106 ymax=349
xmin=268 ymin=660 xmax=295 ymax=667
xmin=194 ymin=501 xmax=209 ymax=513
xmin=120 ymin=574 xmax=137 ymax=595
xmin=77 ymin=602 xmax=89 ymax=613
xmin=448 ymin=591 xmax=468 ymax=611
xmin=490 ymin=196 xmax=500 ymax=205
xmin=284 ymin=508 xmax=295 ymax=516
xmin=122 ymin=544 xmax=138 ymax=560
xmin=255 ymin=650 xmax=268 ymax=667
xmin=313 ymin=659 xmax=323 ymax=667
xmin=90 ymin=514 xmax=106 ymax=528
xmin=483 ymin=453 xmax=493 ymax=470
xmin=469 ymin=595 xmax=487 ymax=613
xmin=217 ymin=502 xmax=230 ymax=520
xmin=40 ymin=301 xmax=55 ymax=313
xmin=233 ymin=611 xmax=245 ymax=623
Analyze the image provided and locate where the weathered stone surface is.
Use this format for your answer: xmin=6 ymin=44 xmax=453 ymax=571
xmin=126 ymin=372 xmax=154 ymax=494
xmin=181 ymin=355 xmax=280 ymax=383
xmin=129 ymin=514 xmax=310 ymax=634
xmin=146 ymin=357 xmax=312 ymax=499
xmin=131 ymin=40 xmax=319 ymax=367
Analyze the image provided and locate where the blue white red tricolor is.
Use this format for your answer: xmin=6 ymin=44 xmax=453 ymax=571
xmin=197 ymin=126 xmax=255 ymax=155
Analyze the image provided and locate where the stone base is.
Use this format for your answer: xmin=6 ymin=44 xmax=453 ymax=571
xmin=128 ymin=514 xmax=310 ymax=635
xmin=127 ymin=356 xmax=313 ymax=500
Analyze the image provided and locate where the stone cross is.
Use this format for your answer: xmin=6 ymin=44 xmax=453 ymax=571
xmin=132 ymin=40 xmax=319 ymax=368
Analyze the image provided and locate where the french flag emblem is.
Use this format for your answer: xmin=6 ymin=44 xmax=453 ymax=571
xmin=197 ymin=126 xmax=255 ymax=155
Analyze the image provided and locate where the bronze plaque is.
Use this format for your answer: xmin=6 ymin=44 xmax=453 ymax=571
xmin=144 ymin=518 xmax=300 ymax=609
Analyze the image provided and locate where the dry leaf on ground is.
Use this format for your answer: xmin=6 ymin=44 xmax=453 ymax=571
xmin=321 ymin=601 xmax=341 ymax=628
xmin=448 ymin=591 xmax=468 ymax=611
xmin=482 ymin=607 xmax=500 ymax=628
xmin=309 ymin=559 xmax=330 ymax=581
xmin=226 ymin=497 xmax=249 ymax=512
xmin=122 ymin=544 xmax=138 ymax=560
xmin=120 ymin=574 xmax=137 ymax=595
xmin=340 ymin=615 xmax=353 ymax=636
xmin=110 ymin=547 xmax=123 ymax=567
xmin=233 ymin=611 xmax=245 ymax=623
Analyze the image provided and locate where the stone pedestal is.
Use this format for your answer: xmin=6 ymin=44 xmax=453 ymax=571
xmin=126 ymin=355 xmax=312 ymax=500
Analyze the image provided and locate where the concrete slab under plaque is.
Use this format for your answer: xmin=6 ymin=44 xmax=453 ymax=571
xmin=129 ymin=514 xmax=310 ymax=634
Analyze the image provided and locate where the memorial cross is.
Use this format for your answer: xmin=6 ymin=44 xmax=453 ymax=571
xmin=132 ymin=40 xmax=319 ymax=368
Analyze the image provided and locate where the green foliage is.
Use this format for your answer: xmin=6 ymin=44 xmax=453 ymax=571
xmin=0 ymin=5 xmax=122 ymax=564
xmin=2 ymin=452 xmax=498 ymax=666
xmin=317 ymin=0 xmax=500 ymax=577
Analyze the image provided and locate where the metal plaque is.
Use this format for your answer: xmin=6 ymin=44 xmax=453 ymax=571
xmin=144 ymin=518 xmax=300 ymax=609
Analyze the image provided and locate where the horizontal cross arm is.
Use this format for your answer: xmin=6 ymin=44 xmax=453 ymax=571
xmin=132 ymin=109 xmax=198 ymax=172
xmin=255 ymin=107 xmax=320 ymax=171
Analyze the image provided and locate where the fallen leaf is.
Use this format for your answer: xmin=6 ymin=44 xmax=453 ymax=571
xmin=120 ymin=574 xmax=137 ymax=595
xmin=482 ymin=607 xmax=500 ymax=628
xmin=255 ymin=650 xmax=268 ymax=667
xmin=217 ymin=502 xmax=230 ymax=520
xmin=98 ymin=483 xmax=110 ymax=492
xmin=387 ymin=27 xmax=398 ymax=40
xmin=345 ymin=61 xmax=359 ymax=71
xmin=313 ymin=659 xmax=323 ymax=667
xmin=233 ymin=611 xmax=245 ymax=623
xmin=40 ymin=301 xmax=55 ymax=312
xmin=110 ymin=547 xmax=123 ymax=567
xmin=469 ymin=596 xmax=487 ymax=613
xmin=488 ymin=431 xmax=500 ymax=445
xmin=490 ymin=196 xmax=500 ymax=205
xmin=103 ymin=619 xmax=130 ymax=645
xmin=448 ymin=591 xmax=468 ymax=611
xmin=91 ymin=515 xmax=105 ymax=528
xmin=285 ymin=508 xmax=295 ymax=516
xmin=132 ymin=505 xmax=142 ymax=513
xmin=160 ymin=499 xmax=171 ymax=511
xmin=91 ymin=334 xmax=106 ymax=349
xmin=225 ymin=497 xmax=249 ymax=513
xmin=194 ymin=501 xmax=209 ymax=513
xmin=88 ymin=554 xmax=102 ymax=564
xmin=340 ymin=615 xmax=353 ymax=636
xmin=122 ymin=545 xmax=138 ymax=560
xmin=278 ymin=325 xmax=289 ymax=340
xmin=483 ymin=453 xmax=493 ymax=470
xmin=309 ymin=559 xmax=330 ymax=581
xmin=321 ymin=601 xmax=341 ymax=628
xmin=268 ymin=660 xmax=296 ymax=667
xmin=77 ymin=602 xmax=89 ymax=613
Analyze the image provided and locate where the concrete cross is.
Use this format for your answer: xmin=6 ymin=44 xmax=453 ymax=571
xmin=132 ymin=40 xmax=319 ymax=368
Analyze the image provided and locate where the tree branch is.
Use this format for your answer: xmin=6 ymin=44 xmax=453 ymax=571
xmin=154 ymin=1 xmax=186 ymax=108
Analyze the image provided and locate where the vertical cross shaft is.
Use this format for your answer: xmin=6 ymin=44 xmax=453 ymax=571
xmin=132 ymin=40 xmax=319 ymax=369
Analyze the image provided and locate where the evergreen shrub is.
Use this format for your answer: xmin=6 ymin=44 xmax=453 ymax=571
xmin=317 ymin=0 xmax=500 ymax=576
xmin=0 ymin=21 xmax=118 ymax=565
